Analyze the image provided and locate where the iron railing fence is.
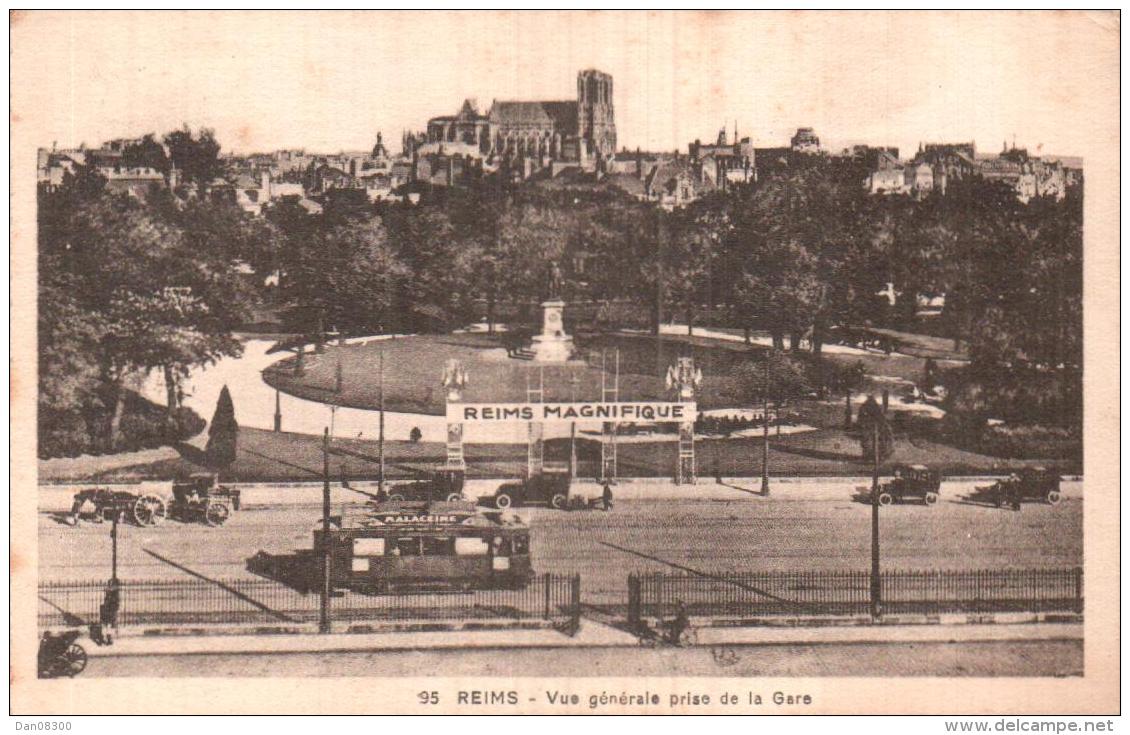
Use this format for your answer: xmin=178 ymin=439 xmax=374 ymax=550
xmin=628 ymin=567 xmax=1083 ymax=624
xmin=39 ymin=574 xmax=580 ymax=629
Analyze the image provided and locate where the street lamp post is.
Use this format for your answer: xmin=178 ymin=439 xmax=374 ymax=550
xmin=110 ymin=511 xmax=119 ymax=584
xmin=870 ymin=420 xmax=882 ymax=620
xmin=378 ymin=349 xmax=385 ymax=496
xmin=320 ymin=427 xmax=332 ymax=634
xmin=569 ymin=371 xmax=580 ymax=478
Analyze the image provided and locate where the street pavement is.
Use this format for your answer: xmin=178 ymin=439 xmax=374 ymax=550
xmin=36 ymin=478 xmax=1083 ymax=677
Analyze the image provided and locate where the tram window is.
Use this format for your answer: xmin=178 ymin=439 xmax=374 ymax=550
xmin=492 ymin=537 xmax=512 ymax=556
xmin=423 ymin=537 xmax=455 ymax=556
xmin=354 ymin=538 xmax=385 ymax=556
xmin=454 ymin=537 xmax=489 ymax=556
xmin=395 ymin=537 xmax=421 ymax=556
xmin=512 ymin=535 xmax=529 ymax=555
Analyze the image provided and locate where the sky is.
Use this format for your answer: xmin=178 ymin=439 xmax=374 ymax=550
xmin=13 ymin=11 xmax=1118 ymax=160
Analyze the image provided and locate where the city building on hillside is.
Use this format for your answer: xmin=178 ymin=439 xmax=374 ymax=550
xmin=905 ymin=161 xmax=936 ymax=198
xmin=100 ymin=164 xmax=167 ymax=199
xmin=419 ymin=69 xmax=616 ymax=182
xmin=863 ymin=140 xmax=1080 ymax=202
xmin=844 ymin=145 xmax=900 ymax=170
xmin=790 ymin=126 xmax=821 ymax=153
xmin=645 ymin=157 xmax=711 ymax=210
xmin=865 ymin=167 xmax=906 ymax=195
xmin=689 ymin=127 xmax=754 ymax=190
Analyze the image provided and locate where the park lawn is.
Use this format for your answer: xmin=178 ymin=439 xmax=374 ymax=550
xmin=39 ymin=426 xmax=1078 ymax=484
xmin=261 ymin=330 xmax=944 ymax=419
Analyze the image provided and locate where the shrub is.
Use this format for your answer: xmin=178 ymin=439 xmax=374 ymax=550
xmin=38 ymin=410 xmax=92 ymax=458
xmin=170 ymin=406 xmax=206 ymax=441
xmin=205 ymin=385 xmax=239 ymax=468
xmin=943 ymin=366 xmax=1081 ymax=428
xmin=977 ymin=424 xmax=1081 ymax=460
xmin=38 ymin=395 xmax=206 ymax=458
xmin=409 ymin=426 xmax=422 ymax=443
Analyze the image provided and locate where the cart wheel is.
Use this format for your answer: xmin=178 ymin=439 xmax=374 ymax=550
xmin=877 ymin=492 xmax=894 ymax=506
xmin=446 ymin=493 xmax=463 ymax=502
xmin=495 ymin=492 xmax=513 ymax=509
xmin=924 ymin=492 xmax=938 ymax=506
xmin=550 ymin=493 xmax=567 ymax=510
xmin=204 ymin=501 xmax=231 ymax=527
xmin=388 ymin=493 xmax=404 ymax=502
xmin=132 ymin=495 xmax=167 ymax=526
xmin=1045 ymin=490 xmax=1061 ymax=506
xmin=63 ymin=643 xmax=87 ymax=677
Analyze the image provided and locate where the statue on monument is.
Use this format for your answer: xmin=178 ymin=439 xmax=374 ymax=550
xmin=546 ymin=260 xmax=565 ymax=301
xmin=522 ymin=259 xmax=574 ymax=362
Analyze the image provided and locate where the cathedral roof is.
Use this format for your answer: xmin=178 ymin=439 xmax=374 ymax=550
xmin=488 ymin=101 xmax=578 ymax=134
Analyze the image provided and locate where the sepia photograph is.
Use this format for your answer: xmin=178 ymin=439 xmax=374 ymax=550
xmin=9 ymin=9 xmax=1120 ymax=717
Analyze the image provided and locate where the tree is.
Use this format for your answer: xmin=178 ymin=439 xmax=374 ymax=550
xmin=121 ymin=134 xmax=169 ymax=172
xmin=856 ymin=395 xmax=893 ymax=463
xmin=38 ymin=172 xmax=248 ymax=450
xmin=667 ymin=197 xmax=729 ymax=335
xmin=731 ymin=351 xmax=814 ymax=405
xmin=282 ymin=215 xmax=407 ymax=342
xmin=205 ymin=385 xmax=238 ymax=467
xmin=164 ymin=126 xmax=222 ymax=193
xmin=444 ymin=183 xmax=506 ymax=332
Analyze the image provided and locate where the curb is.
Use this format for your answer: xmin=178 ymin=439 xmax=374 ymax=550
xmin=124 ymin=618 xmax=563 ymax=638
xmin=77 ymin=619 xmax=1083 ymax=659
xmin=686 ymin=611 xmax=1083 ymax=628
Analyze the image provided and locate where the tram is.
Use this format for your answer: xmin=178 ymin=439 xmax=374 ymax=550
xmin=315 ymin=500 xmax=534 ymax=593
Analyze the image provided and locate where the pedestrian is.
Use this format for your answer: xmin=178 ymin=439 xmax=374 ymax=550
xmin=667 ymin=600 xmax=689 ymax=645
xmin=602 ymin=481 xmax=613 ymax=511
xmin=95 ymin=579 xmax=120 ymax=645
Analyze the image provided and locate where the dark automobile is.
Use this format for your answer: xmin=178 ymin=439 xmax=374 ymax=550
xmin=493 ymin=465 xmax=572 ymax=510
xmin=386 ymin=468 xmax=466 ymax=503
xmin=989 ymin=467 xmax=1062 ymax=508
xmin=876 ymin=464 xmax=942 ymax=506
xmin=70 ymin=487 xmax=167 ymax=526
xmin=170 ymin=473 xmax=242 ymax=526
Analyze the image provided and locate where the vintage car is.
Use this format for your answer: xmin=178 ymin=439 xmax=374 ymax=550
xmin=169 ymin=473 xmax=241 ymax=526
xmin=70 ymin=487 xmax=167 ymax=526
xmin=315 ymin=500 xmax=533 ymax=593
xmin=492 ymin=465 xmax=572 ymax=510
xmin=876 ymin=464 xmax=942 ymax=506
xmin=987 ymin=467 xmax=1062 ymax=508
xmin=385 ymin=468 xmax=466 ymax=503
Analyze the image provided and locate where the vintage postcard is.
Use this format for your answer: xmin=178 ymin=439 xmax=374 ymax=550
xmin=10 ymin=10 xmax=1120 ymax=716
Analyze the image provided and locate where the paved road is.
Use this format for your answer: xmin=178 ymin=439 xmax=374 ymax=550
xmin=40 ymin=479 xmax=1082 ymax=606
xmin=83 ymin=639 xmax=1081 ymax=678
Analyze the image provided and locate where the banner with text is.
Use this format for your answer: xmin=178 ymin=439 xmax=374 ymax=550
xmin=449 ymin=402 xmax=697 ymax=424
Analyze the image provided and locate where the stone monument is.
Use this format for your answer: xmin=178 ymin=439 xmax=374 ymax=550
xmin=528 ymin=260 xmax=575 ymax=363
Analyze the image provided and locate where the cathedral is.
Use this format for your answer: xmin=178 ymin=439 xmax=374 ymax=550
xmin=421 ymin=69 xmax=616 ymax=167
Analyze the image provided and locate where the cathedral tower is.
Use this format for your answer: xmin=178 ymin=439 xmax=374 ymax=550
xmin=577 ymin=69 xmax=616 ymax=159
